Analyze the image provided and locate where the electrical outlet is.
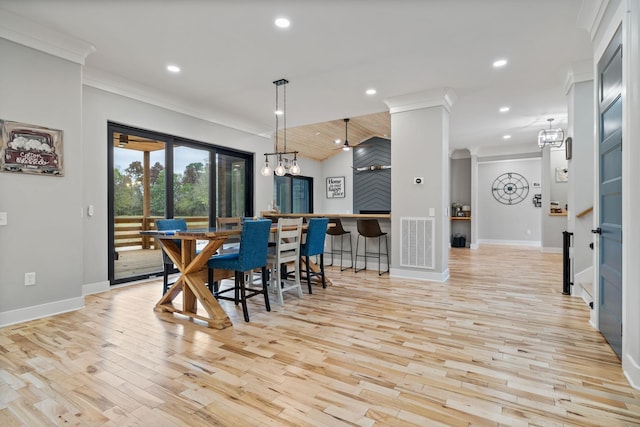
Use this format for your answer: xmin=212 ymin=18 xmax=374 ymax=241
xmin=24 ymin=272 xmax=36 ymax=286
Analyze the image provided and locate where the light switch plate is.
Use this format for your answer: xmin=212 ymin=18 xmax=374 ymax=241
xmin=0 ymin=212 xmax=7 ymax=225
xmin=428 ymin=208 xmax=435 ymax=217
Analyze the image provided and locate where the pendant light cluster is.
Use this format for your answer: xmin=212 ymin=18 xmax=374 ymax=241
xmin=261 ymin=78 xmax=301 ymax=176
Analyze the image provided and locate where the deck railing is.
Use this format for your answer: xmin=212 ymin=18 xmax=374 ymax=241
xmin=115 ymin=216 xmax=209 ymax=249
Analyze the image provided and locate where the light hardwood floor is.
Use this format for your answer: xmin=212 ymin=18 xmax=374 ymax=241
xmin=1 ymin=245 xmax=639 ymax=426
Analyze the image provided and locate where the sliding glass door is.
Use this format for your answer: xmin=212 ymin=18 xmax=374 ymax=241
xmin=108 ymin=123 xmax=253 ymax=285
xmin=274 ymin=175 xmax=313 ymax=213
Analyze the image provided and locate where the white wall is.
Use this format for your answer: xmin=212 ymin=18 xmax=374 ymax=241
xmin=588 ymin=0 xmax=640 ymax=389
xmin=0 ymin=39 xmax=85 ymax=323
xmin=477 ymin=158 xmax=541 ymax=245
xmin=82 ymin=86 xmax=274 ymax=291
xmin=389 ymin=103 xmax=450 ymax=281
xmin=541 ymin=147 xmax=568 ymax=251
xmin=623 ymin=0 xmax=640 ymax=389
xmin=320 ymin=150 xmax=353 ymax=214
xmin=566 ymin=79 xmax=595 ymax=279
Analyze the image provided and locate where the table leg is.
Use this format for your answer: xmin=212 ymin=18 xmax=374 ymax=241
xmin=155 ymin=236 xmax=233 ymax=329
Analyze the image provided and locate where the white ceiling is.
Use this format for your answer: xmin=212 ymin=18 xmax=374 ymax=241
xmin=0 ymin=0 xmax=593 ymax=157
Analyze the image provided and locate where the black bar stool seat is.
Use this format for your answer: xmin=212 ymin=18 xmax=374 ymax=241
xmin=355 ymin=219 xmax=389 ymax=275
xmin=326 ymin=218 xmax=353 ymax=271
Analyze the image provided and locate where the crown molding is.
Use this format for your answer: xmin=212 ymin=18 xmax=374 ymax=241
xmin=564 ymin=59 xmax=594 ymax=94
xmin=577 ymin=0 xmax=610 ymax=40
xmin=384 ymin=87 xmax=457 ymax=114
xmin=0 ymin=7 xmax=95 ymax=64
xmin=83 ymin=67 xmax=269 ymax=138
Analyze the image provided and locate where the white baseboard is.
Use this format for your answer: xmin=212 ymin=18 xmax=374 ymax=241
xmin=470 ymin=243 xmax=479 ymax=250
xmin=477 ymin=239 xmax=541 ymax=247
xmin=624 ymin=353 xmax=640 ymax=391
xmin=0 ymin=296 xmax=84 ymax=329
xmin=541 ymin=247 xmax=563 ymax=254
xmin=574 ymin=267 xmax=594 ymax=298
xmin=390 ymin=267 xmax=449 ymax=282
xmin=83 ymin=280 xmax=110 ymax=295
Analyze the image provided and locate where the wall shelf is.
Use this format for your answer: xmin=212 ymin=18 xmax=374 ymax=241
xmin=450 ymin=217 xmax=471 ymax=221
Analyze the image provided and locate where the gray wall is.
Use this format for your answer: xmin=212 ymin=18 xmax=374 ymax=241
xmin=541 ymin=147 xmax=568 ymax=251
xmin=450 ymin=157 xmax=471 ymax=245
xmin=390 ymin=105 xmax=449 ymax=280
xmin=567 ymin=80 xmax=595 ymax=275
xmin=82 ymin=86 xmax=275 ymax=291
xmin=477 ymin=158 xmax=542 ymax=244
xmin=353 ymin=137 xmax=391 ymax=213
xmin=0 ymin=38 xmax=84 ymax=318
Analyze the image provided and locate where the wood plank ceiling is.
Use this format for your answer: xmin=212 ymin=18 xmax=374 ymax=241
xmin=274 ymin=111 xmax=390 ymax=161
xmin=114 ymin=111 xmax=391 ymax=162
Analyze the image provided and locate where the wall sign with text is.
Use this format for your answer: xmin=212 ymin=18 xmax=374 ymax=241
xmin=326 ymin=176 xmax=345 ymax=198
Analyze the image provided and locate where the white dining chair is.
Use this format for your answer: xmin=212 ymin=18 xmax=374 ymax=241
xmin=267 ymin=217 xmax=304 ymax=305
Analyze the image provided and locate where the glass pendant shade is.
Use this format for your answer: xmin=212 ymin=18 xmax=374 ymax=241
xmin=289 ymin=159 xmax=300 ymax=175
xmin=537 ymin=128 xmax=564 ymax=148
xmin=274 ymin=160 xmax=286 ymax=176
xmin=538 ymin=118 xmax=564 ymax=149
xmin=260 ymin=160 xmax=271 ymax=176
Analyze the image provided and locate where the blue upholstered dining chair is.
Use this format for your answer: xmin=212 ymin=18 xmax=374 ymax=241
xmin=207 ymin=219 xmax=273 ymax=322
xmin=298 ymin=217 xmax=329 ymax=293
xmin=155 ymin=218 xmax=188 ymax=295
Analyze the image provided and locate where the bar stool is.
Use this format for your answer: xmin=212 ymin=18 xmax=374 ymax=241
xmin=326 ymin=218 xmax=353 ymax=271
xmin=354 ymin=219 xmax=389 ymax=275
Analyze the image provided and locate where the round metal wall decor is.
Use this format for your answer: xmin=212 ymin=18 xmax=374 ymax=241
xmin=491 ymin=172 xmax=529 ymax=205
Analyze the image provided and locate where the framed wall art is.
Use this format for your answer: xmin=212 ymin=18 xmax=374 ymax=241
xmin=0 ymin=120 xmax=64 ymax=176
xmin=326 ymin=176 xmax=345 ymax=198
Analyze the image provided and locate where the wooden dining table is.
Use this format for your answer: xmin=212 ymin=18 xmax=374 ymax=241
xmin=141 ymin=228 xmax=236 ymax=329
xmin=141 ymin=223 xmax=330 ymax=329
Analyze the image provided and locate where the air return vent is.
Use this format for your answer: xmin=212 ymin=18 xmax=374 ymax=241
xmin=400 ymin=217 xmax=434 ymax=269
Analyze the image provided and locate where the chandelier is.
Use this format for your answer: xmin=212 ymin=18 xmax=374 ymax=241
xmin=537 ymin=118 xmax=564 ymax=149
xmin=261 ymin=78 xmax=300 ymax=176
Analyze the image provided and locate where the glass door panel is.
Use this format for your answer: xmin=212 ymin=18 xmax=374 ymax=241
xmin=216 ymin=152 xmax=247 ymax=218
xmin=112 ymin=131 xmax=166 ymax=282
xmin=173 ymin=144 xmax=211 ymax=228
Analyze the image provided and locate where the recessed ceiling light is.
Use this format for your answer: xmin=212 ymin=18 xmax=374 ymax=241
xmin=493 ymin=59 xmax=508 ymax=68
xmin=275 ymin=18 xmax=290 ymax=28
xmin=334 ymin=139 xmax=341 ymax=144
xmin=503 ymin=135 xmax=512 ymax=140
xmin=499 ymin=106 xmax=510 ymax=113
xmin=366 ymin=88 xmax=377 ymax=95
xmin=315 ymin=132 xmax=321 ymax=136
xmin=167 ymin=65 xmax=181 ymax=73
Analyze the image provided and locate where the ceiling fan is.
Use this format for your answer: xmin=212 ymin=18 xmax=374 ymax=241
xmin=335 ymin=118 xmax=351 ymax=151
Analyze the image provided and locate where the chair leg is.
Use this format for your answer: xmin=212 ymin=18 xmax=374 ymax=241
xmin=207 ymin=268 xmax=213 ymax=293
xmin=384 ymin=235 xmax=390 ymax=275
xmin=378 ymin=236 xmax=382 ymax=275
xmin=305 ymin=255 xmax=312 ymax=294
xmin=319 ymin=253 xmax=326 ymax=288
xmin=273 ymin=262 xmax=284 ymax=306
xmin=347 ymin=234 xmax=354 ymax=270
xmin=163 ymin=264 xmax=169 ymax=294
xmin=354 ymin=235 xmax=361 ymax=273
xmin=261 ymin=267 xmax=271 ymax=312
xmin=328 ymin=235 xmax=334 ymax=266
xmin=234 ymin=272 xmax=240 ymax=305
xmin=239 ymin=272 xmax=250 ymax=322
